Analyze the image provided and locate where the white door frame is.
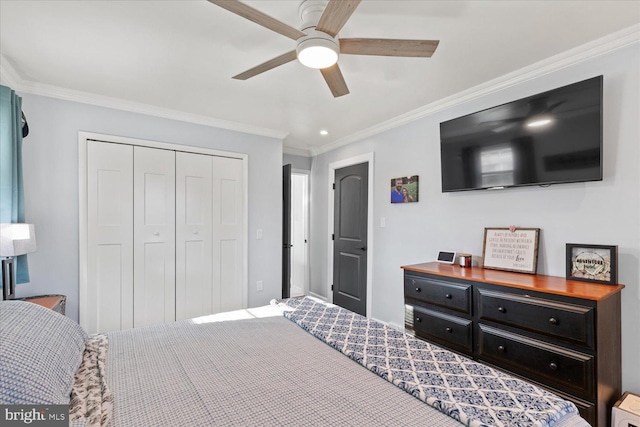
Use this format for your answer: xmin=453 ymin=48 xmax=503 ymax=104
xmin=78 ymin=131 xmax=249 ymax=330
xmin=327 ymin=152 xmax=374 ymax=317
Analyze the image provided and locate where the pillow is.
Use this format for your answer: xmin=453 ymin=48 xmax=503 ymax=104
xmin=0 ymin=300 xmax=88 ymax=404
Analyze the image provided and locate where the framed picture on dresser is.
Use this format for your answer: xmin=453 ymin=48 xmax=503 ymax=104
xmin=566 ymin=243 xmax=618 ymax=285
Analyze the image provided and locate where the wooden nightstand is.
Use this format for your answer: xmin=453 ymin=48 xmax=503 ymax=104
xmin=19 ymin=294 xmax=66 ymax=315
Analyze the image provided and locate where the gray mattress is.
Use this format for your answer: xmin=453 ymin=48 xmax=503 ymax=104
xmin=105 ymin=307 xmax=589 ymax=427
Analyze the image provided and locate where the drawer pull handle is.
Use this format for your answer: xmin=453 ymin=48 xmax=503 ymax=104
xmin=416 ymin=317 xmax=422 ymax=323
xmin=497 ymin=345 xmax=505 ymax=353
xmin=415 ymin=287 xmax=421 ymax=292
xmin=498 ymin=306 xmax=506 ymax=313
xmin=445 ymin=293 xmax=452 ymax=299
xmin=446 ymin=327 xmax=453 ymax=333
xmin=549 ymin=317 xmax=558 ymax=325
xmin=549 ymin=362 xmax=558 ymax=371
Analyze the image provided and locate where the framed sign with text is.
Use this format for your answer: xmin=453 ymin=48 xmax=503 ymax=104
xmin=566 ymin=244 xmax=618 ymax=285
xmin=482 ymin=227 xmax=540 ymax=274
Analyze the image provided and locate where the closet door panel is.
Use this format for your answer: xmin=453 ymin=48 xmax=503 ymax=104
xmin=134 ymin=146 xmax=176 ymax=327
xmin=212 ymin=156 xmax=244 ymax=313
xmin=176 ymin=152 xmax=213 ymax=321
xmin=86 ymin=141 xmax=133 ymax=334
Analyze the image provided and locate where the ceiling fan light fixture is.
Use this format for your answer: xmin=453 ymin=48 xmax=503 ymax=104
xmin=526 ymin=115 xmax=554 ymax=128
xmin=296 ymin=34 xmax=339 ymax=69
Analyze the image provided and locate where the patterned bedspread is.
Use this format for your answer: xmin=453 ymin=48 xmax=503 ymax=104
xmin=281 ymin=297 xmax=582 ymax=427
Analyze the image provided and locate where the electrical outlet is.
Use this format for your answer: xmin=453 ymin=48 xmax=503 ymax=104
xmin=257 ymin=280 xmax=263 ymax=291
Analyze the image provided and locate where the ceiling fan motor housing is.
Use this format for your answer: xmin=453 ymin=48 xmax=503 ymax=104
xmin=298 ymin=0 xmax=328 ymax=31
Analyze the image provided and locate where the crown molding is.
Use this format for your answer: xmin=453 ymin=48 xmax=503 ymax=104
xmin=0 ymin=55 xmax=22 ymax=89
xmin=283 ymin=145 xmax=313 ymax=157
xmin=312 ymin=24 xmax=640 ymax=157
xmin=0 ymin=54 xmax=287 ymax=141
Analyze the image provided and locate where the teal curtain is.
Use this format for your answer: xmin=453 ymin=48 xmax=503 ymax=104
xmin=0 ymin=85 xmax=29 ymax=285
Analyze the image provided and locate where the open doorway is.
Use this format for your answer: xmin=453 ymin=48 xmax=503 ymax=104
xmin=290 ymin=171 xmax=309 ymax=297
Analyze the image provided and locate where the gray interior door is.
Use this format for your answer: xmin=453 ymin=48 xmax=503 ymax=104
xmin=282 ymin=164 xmax=292 ymax=299
xmin=333 ymin=162 xmax=368 ymax=316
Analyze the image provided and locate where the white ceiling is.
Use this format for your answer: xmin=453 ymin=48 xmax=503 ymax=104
xmin=1 ymin=1 xmax=639 ymax=155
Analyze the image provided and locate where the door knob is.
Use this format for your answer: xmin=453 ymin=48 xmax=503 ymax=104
xmin=358 ymin=246 xmax=367 ymax=251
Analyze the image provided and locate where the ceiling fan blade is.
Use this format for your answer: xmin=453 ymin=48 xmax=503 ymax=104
xmin=208 ymin=0 xmax=306 ymax=41
xmin=232 ymin=51 xmax=297 ymax=80
xmin=320 ymin=64 xmax=349 ymax=98
xmin=315 ymin=0 xmax=362 ymax=37
xmin=340 ymin=38 xmax=440 ymax=57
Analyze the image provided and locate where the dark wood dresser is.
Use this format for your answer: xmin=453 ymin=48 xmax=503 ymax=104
xmin=402 ymin=262 xmax=624 ymax=427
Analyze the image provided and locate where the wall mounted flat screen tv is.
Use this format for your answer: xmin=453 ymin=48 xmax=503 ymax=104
xmin=440 ymin=76 xmax=603 ymax=192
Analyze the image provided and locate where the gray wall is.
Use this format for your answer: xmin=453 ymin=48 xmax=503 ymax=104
xmin=283 ymin=153 xmax=312 ymax=171
xmin=17 ymin=93 xmax=283 ymax=320
xmin=310 ymin=44 xmax=640 ymax=393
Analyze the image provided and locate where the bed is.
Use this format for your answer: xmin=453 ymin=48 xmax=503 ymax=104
xmin=0 ymin=297 xmax=590 ymax=427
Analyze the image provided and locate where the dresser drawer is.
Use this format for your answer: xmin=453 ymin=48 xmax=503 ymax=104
xmin=478 ymin=324 xmax=594 ymax=398
xmin=477 ymin=289 xmax=594 ymax=348
xmin=413 ymin=306 xmax=473 ymax=354
xmin=405 ymin=275 xmax=471 ymax=314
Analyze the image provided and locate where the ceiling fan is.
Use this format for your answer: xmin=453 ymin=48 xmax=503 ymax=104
xmin=208 ymin=0 xmax=440 ymax=97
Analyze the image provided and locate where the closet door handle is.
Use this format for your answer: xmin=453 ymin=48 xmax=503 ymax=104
xmin=153 ymin=231 xmax=160 ymax=236
xmin=193 ymin=231 xmax=199 ymax=235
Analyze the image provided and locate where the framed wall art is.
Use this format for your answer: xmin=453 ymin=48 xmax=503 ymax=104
xmin=566 ymin=244 xmax=618 ymax=285
xmin=482 ymin=227 xmax=540 ymax=274
xmin=390 ymin=175 xmax=419 ymax=204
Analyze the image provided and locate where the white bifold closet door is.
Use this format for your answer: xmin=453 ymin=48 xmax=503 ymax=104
xmin=175 ymin=153 xmax=244 ymax=320
xmin=211 ymin=155 xmax=244 ymax=314
xmin=86 ymin=141 xmax=134 ymax=333
xmin=84 ymin=140 xmax=244 ymax=333
xmin=133 ymin=146 xmax=176 ymax=328
xmin=175 ymin=152 xmax=213 ymax=320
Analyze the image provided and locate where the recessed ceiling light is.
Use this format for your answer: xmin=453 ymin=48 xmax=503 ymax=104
xmin=320 ymin=130 xmax=328 ymax=136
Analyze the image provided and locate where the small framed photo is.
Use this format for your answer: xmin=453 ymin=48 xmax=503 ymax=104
xmin=566 ymin=244 xmax=618 ymax=285
xmin=482 ymin=227 xmax=540 ymax=274
xmin=390 ymin=175 xmax=419 ymax=204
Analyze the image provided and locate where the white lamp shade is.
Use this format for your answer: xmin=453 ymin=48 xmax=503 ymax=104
xmin=0 ymin=223 xmax=37 ymax=256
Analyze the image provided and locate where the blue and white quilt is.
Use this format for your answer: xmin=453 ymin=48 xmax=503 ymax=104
xmin=280 ymin=297 xmax=580 ymax=427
